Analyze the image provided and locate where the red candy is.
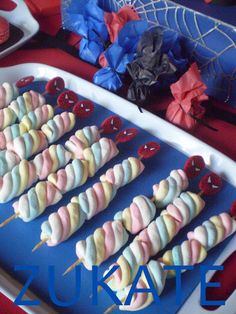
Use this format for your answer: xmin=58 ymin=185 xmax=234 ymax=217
xmin=116 ymin=128 xmax=138 ymax=143
xmin=230 ymin=201 xmax=236 ymax=218
xmin=45 ymin=77 xmax=65 ymax=95
xmin=138 ymin=142 xmax=160 ymax=159
xmin=16 ymin=76 xmax=34 ymax=88
xmin=0 ymin=1 xmax=17 ymax=11
xmin=184 ymin=155 xmax=205 ymax=179
xmin=73 ymin=100 xmax=94 ymax=118
xmin=101 ymin=115 xmax=122 ymax=134
xmin=199 ymin=173 xmax=222 ymax=196
xmin=57 ymin=91 xmax=78 ymax=109
xmin=0 ymin=16 xmax=10 ymax=44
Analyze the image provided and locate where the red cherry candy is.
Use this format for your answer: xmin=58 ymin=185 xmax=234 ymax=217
xmin=45 ymin=77 xmax=65 ymax=95
xmin=184 ymin=156 xmax=205 ymax=179
xmin=101 ymin=116 xmax=122 ymax=134
xmin=73 ymin=100 xmax=94 ymax=118
xmin=230 ymin=201 xmax=236 ymax=218
xmin=0 ymin=0 xmax=17 ymax=11
xmin=138 ymin=142 xmax=160 ymax=159
xmin=116 ymin=128 xmax=138 ymax=143
xmin=57 ymin=91 xmax=78 ymax=109
xmin=16 ymin=76 xmax=34 ymax=88
xmin=199 ymin=173 xmax=222 ymax=196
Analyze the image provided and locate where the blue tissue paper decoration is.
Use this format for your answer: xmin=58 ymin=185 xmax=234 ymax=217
xmin=62 ymin=0 xmax=109 ymax=65
xmin=93 ymin=20 xmax=148 ymax=92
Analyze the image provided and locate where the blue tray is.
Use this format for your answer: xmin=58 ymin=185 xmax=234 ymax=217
xmin=0 ymin=64 xmax=235 ymax=314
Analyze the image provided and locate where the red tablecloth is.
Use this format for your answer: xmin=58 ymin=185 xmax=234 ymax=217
xmin=0 ymin=1 xmax=235 ymax=313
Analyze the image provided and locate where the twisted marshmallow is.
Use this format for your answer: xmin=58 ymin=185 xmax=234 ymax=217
xmin=7 ymin=130 xmax=48 ymax=160
xmin=47 ymin=159 xmax=89 ymax=194
xmin=82 ymin=137 xmax=119 ymax=177
xmin=9 ymin=91 xmax=45 ymax=120
xmin=41 ymin=112 xmax=75 ymax=144
xmin=0 ymin=105 xmax=54 ymax=149
xmin=117 ymin=260 xmax=167 ymax=312
xmin=0 ymin=150 xmax=20 ymax=177
xmin=41 ymin=181 xmax=116 ymax=246
xmin=76 ymin=221 xmax=129 ymax=270
xmin=187 ymin=212 xmax=236 ymax=250
xmin=0 ymin=91 xmax=45 ymax=130
xmin=65 ymin=125 xmax=100 ymax=159
xmin=114 ymin=196 xmax=156 ymax=234
xmin=32 ymin=144 xmax=72 ymax=180
xmin=100 ymin=157 xmax=144 ymax=189
xmin=0 ymin=160 xmax=38 ymax=203
xmin=161 ymin=239 xmax=207 ymax=276
xmin=105 ymin=192 xmax=205 ymax=291
xmin=13 ymin=181 xmax=62 ymax=222
xmin=72 ymin=181 xmax=116 ymax=220
xmin=40 ymin=202 xmax=87 ymax=245
xmin=0 ymin=107 xmax=17 ymax=131
xmin=0 ymin=82 xmax=19 ymax=108
xmin=153 ymin=169 xmax=189 ymax=208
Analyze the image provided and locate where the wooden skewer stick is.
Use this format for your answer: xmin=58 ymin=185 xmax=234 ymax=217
xmin=63 ymin=259 xmax=83 ymax=276
xmin=0 ymin=213 xmax=19 ymax=228
xmin=104 ymin=297 xmax=126 ymax=314
xmin=32 ymin=238 xmax=49 ymax=253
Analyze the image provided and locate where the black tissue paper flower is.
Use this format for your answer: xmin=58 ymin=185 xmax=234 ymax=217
xmin=127 ymin=27 xmax=176 ymax=110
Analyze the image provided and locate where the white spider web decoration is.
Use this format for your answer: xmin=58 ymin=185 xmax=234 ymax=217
xmin=61 ymin=0 xmax=236 ymax=106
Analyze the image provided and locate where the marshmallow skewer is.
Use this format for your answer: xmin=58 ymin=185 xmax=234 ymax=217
xmin=100 ymin=173 xmax=222 ymax=292
xmin=62 ymin=156 xmax=205 ymax=274
xmin=0 ymin=90 xmax=45 ymax=131
xmin=6 ymin=112 xmax=75 ymax=160
xmin=0 ymin=113 xmax=120 ymax=178
xmin=0 ymin=128 xmax=137 ymax=228
xmin=64 ymin=115 xmax=122 ymax=160
xmin=0 ymin=104 xmax=54 ymax=150
xmin=0 ymin=76 xmax=66 ymax=131
xmin=0 ymin=82 xmax=19 ymax=109
xmin=34 ymin=142 xmax=160 ymax=254
xmin=111 ymin=211 xmax=236 ymax=312
xmin=6 ymin=110 xmax=117 ymax=163
xmin=0 ymin=117 xmax=122 ymax=203
xmin=33 ymin=116 xmax=122 ymax=181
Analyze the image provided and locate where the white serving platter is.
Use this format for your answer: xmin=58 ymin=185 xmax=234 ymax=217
xmin=0 ymin=63 xmax=235 ymax=314
xmin=0 ymin=0 xmax=39 ymax=59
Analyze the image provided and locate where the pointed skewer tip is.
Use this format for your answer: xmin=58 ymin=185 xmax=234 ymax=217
xmin=0 ymin=213 xmax=19 ymax=228
xmin=32 ymin=238 xmax=48 ymax=253
xmin=63 ymin=259 xmax=83 ymax=276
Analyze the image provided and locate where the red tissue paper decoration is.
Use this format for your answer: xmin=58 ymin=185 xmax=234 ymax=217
xmin=166 ymin=63 xmax=209 ymax=131
xmin=104 ymin=5 xmax=140 ymax=43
